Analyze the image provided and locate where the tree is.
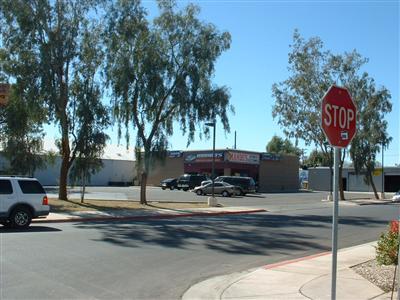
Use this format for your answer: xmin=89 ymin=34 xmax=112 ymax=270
xmin=104 ymin=0 xmax=233 ymax=204
xmin=266 ymin=135 xmax=301 ymax=156
xmin=0 ymin=0 xmax=108 ymax=200
xmin=304 ymin=149 xmax=332 ymax=168
xmin=67 ymin=25 xmax=110 ymax=203
xmin=271 ymin=30 xmax=388 ymax=200
xmin=349 ymin=74 xmax=392 ymax=199
xmin=1 ymin=86 xmax=49 ymax=176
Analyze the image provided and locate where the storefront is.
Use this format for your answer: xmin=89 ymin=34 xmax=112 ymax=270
xmin=147 ymin=149 xmax=299 ymax=192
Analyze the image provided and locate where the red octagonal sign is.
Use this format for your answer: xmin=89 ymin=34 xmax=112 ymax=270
xmin=321 ymin=85 xmax=357 ymax=148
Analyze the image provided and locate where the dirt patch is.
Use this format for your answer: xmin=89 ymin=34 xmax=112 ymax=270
xmin=352 ymin=259 xmax=397 ymax=293
xmin=49 ymin=198 xmax=209 ymax=213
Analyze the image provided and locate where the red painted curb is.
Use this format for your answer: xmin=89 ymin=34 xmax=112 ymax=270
xmin=32 ymin=209 xmax=267 ymax=224
xmin=263 ymin=251 xmax=331 ymax=270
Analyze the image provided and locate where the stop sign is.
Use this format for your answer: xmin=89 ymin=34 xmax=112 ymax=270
xmin=321 ymin=85 xmax=357 ymax=148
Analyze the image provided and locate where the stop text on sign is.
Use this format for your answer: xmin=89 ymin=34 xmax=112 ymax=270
xmin=323 ymin=104 xmax=355 ymax=130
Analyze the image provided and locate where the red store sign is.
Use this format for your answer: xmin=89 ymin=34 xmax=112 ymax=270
xmin=226 ymin=151 xmax=260 ymax=164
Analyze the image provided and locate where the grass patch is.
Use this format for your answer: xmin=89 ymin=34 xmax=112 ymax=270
xmin=49 ymin=198 xmax=208 ymax=213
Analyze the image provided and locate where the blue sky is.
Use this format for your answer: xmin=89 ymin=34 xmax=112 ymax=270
xmin=45 ymin=0 xmax=399 ymax=165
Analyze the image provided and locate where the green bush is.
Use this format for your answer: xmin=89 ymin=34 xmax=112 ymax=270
xmin=376 ymin=221 xmax=399 ymax=265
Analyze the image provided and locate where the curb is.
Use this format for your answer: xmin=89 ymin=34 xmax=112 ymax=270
xmin=32 ymin=209 xmax=267 ymax=224
xmin=263 ymin=251 xmax=331 ymax=270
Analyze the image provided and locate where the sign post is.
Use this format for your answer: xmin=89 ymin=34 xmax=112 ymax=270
xmin=321 ymin=85 xmax=356 ymax=300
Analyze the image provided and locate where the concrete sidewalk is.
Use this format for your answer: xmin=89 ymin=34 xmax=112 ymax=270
xmin=32 ymin=206 xmax=267 ymax=223
xmin=183 ymin=242 xmax=394 ymax=300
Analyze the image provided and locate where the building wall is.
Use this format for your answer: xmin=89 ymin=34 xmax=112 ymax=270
xmin=147 ymin=156 xmax=185 ymax=185
xmin=258 ymin=155 xmax=299 ymax=192
xmin=308 ymin=167 xmax=332 ymax=191
xmin=309 ymin=167 xmax=400 ymax=192
xmin=0 ymin=154 xmax=135 ymax=186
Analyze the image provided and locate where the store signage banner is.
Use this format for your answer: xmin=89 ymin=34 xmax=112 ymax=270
xmin=226 ymin=151 xmax=260 ymax=164
xmin=184 ymin=152 xmax=224 ymax=162
xmin=261 ymin=153 xmax=281 ymax=161
xmin=168 ymin=151 xmax=183 ymax=158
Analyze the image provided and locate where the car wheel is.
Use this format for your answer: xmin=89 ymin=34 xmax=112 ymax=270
xmin=170 ymin=186 xmax=175 ymax=190
xmin=222 ymin=191 xmax=230 ymax=197
xmin=196 ymin=189 xmax=203 ymax=196
xmin=162 ymin=187 xmax=166 ymax=190
xmin=10 ymin=207 xmax=32 ymax=229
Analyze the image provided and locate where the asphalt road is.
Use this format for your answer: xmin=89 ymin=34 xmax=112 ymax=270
xmin=1 ymin=200 xmax=399 ymax=299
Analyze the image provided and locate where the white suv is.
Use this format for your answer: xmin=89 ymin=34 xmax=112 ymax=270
xmin=0 ymin=176 xmax=50 ymax=228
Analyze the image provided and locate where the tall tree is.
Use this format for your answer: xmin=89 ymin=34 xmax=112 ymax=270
xmin=272 ymin=30 xmax=385 ymax=200
xmin=266 ymin=135 xmax=301 ymax=156
xmin=104 ymin=0 xmax=233 ymax=204
xmin=0 ymin=0 xmax=108 ymax=200
xmin=349 ymin=74 xmax=392 ymax=199
xmin=1 ymin=86 xmax=48 ymax=176
xmin=304 ymin=149 xmax=332 ymax=167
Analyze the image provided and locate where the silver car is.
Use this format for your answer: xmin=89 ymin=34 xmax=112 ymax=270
xmin=192 ymin=182 xmax=236 ymax=197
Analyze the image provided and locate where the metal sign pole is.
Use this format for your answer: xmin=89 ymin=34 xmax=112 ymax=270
xmin=331 ymin=147 xmax=340 ymax=300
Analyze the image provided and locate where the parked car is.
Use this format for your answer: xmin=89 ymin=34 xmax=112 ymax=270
xmin=392 ymin=190 xmax=400 ymax=202
xmin=160 ymin=178 xmax=178 ymax=190
xmin=192 ymin=182 xmax=237 ymax=197
xmin=214 ymin=176 xmax=257 ymax=195
xmin=0 ymin=176 xmax=50 ymax=228
xmin=176 ymin=174 xmax=209 ymax=191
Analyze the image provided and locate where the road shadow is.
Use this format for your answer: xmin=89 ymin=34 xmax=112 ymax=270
xmin=0 ymin=226 xmax=62 ymax=233
xmin=75 ymin=213 xmax=388 ymax=255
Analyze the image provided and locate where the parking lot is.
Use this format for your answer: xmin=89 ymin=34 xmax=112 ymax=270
xmin=44 ymin=185 xmax=385 ymax=210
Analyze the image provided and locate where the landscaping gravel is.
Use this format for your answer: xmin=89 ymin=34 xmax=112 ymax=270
xmin=352 ymin=259 xmax=397 ymax=292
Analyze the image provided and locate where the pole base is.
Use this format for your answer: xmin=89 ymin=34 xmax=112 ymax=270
xmin=208 ymin=196 xmax=218 ymax=207
xmin=380 ymin=192 xmax=385 ymax=200
xmin=327 ymin=194 xmax=333 ymax=201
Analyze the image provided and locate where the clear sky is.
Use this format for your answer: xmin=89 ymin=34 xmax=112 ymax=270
xmin=45 ymin=0 xmax=399 ymax=165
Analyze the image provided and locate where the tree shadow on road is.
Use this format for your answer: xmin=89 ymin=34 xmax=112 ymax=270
xmin=75 ymin=213 xmax=388 ymax=256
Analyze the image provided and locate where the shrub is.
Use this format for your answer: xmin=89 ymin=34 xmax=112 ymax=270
xmin=376 ymin=221 xmax=399 ymax=265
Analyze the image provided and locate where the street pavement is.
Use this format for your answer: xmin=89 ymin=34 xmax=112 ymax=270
xmin=1 ymin=196 xmax=399 ymax=299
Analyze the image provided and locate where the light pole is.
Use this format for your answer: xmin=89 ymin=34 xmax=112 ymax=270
xmin=205 ymin=121 xmax=216 ymax=205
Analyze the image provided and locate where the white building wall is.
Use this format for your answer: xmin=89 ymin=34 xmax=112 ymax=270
xmin=0 ymin=154 xmax=136 ymax=186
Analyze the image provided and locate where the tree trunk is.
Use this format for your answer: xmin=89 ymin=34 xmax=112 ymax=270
xmin=339 ymin=150 xmax=345 ymax=201
xmin=58 ymin=102 xmax=70 ymax=200
xmin=58 ymin=152 xmax=69 ymax=200
xmin=81 ymin=171 xmax=86 ymax=203
xmin=367 ymin=171 xmax=379 ymax=199
xmin=140 ymin=171 xmax=147 ymax=205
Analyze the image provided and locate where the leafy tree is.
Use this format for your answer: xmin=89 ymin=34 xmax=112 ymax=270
xmin=104 ymin=0 xmax=233 ymax=204
xmin=272 ymin=30 xmax=390 ymax=200
xmin=304 ymin=149 xmax=332 ymax=167
xmin=266 ymin=135 xmax=301 ymax=156
xmin=349 ymin=74 xmax=392 ymax=199
xmin=1 ymin=86 xmax=48 ymax=176
xmin=67 ymin=26 xmax=110 ymax=202
xmin=0 ymin=0 xmax=108 ymax=200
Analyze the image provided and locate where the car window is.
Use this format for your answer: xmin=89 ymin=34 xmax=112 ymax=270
xmin=214 ymin=183 xmax=223 ymax=187
xmin=18 ymin=180 xmax=45 ymax=194
xmin=0 ymin=180 xmax=13 ymax=194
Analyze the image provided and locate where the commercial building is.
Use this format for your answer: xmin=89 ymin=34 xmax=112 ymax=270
xmin=308 ymin=166 xmax=400 ymax=192
xmin=147 ymin=149 xmax=299 ymax=192
xmin=0 ymin=153 xmax=135 ymax=186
